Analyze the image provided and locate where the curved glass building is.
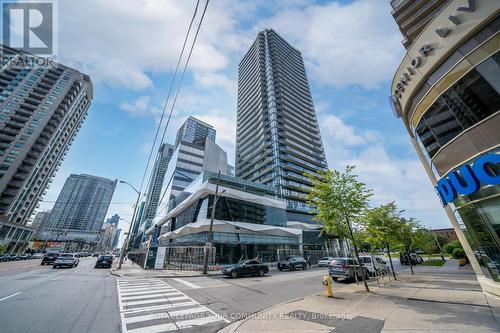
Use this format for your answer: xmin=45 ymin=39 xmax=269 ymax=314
xmin=391 ymin=1 xmax=500 ymax=297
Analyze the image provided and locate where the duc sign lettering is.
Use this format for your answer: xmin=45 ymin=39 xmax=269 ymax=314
xmin=436 ymin=153 xmax=500 ymax=206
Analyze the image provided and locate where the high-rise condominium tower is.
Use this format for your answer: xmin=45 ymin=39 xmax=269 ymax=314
xmin=0 ymin=45 xmax=93 ymax=251
xmin=140 ymin=143 xmax=174 ymax=228
xmin=42 ymin=174 xmax=116 ymax=241
xmin=235 ymin=29 xmax=327 ymax=222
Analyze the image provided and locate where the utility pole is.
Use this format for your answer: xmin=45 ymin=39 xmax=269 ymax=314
xmin=117 ymin=181 xmax=141 ymax=270
xmin=203 ymin=171 xmax=222 ymax=275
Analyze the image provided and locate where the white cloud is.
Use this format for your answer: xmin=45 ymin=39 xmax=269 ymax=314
xmin=58 ymin=0 xmax=233 ymax=90
xmin=319 ymin=118 xmax=450 ymax=227
xmin=255 ymin=0 xmax=404 ymax=89
xmin=119 ymin=96 xmax=162 ymax=119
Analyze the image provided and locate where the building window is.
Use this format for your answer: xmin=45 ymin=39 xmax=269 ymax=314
xmin=456 ymin=195 xmax=500 ymax=282
xmin=415 ymin=52 xmax=500 ymax=159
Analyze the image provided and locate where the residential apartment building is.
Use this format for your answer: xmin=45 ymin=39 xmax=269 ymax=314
xmin=40 ymin=174 xmax=116 ymax=242
xmin=30 ymin=210 xmax=51 ymax=236
xmin=235 ymin=29 xmax=328 ymax=227
xmin=390 ymin=0 xmax=450 ymax=49
xmin=105 ymin=213 xmax=120 ymax=227
xmin=175 ymin=116 xmax=216 ymax=147
xmin=156 ymin=117 xmax=228 ymax=218
xmin=0 ymin=45 xmax=93 ymax=252
xmin=390 ymin=0 xmax=500 ymax=296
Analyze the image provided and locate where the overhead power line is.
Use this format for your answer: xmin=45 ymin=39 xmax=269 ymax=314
xmin=138 ymin=0 xmax=202 ymax=197
xmin=157 ymin=0 xmax=210 ymax=206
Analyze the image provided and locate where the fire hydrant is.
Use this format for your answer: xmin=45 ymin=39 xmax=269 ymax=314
xmin=322 ymin=275 xmax=333 ymax=297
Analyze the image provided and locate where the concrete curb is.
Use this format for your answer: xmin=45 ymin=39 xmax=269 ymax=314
xmin=110 ymin=268 xmax=220 ymax=279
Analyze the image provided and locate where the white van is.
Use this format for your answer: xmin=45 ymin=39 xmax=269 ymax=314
xmin=359 ymin=256 xmax=389 ymax=275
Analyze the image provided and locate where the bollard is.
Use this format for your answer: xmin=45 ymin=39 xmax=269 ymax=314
xmin=322 ymin=275 xmax=333 ymax=297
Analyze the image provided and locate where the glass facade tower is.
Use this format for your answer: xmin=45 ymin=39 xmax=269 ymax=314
xmin=235 ymin=29 xmax=327 ymax=222
xmin=390 ymin=2 xmax=500 ymax=297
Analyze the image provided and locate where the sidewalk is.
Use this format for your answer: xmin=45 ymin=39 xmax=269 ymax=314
xmin=220 ymin=260 xmax=500 ymax=333
xmin=110 ymin=260 xmax=220 ymax=278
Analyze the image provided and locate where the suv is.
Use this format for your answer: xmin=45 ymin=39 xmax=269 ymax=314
xmin=359 ymin=256 xmax=389 ymax=276
xmin=328 ymin=257 xmax=369 ymax=282
xmin=95 ymin=255 xmax=114 ymax=268
xmin=278 ymin=255 xmax=307 ymax=271
xmin=41 ymin=253 xmax=59 ymax=265
xmin=53 ymin=253 xmax=79 ymax=268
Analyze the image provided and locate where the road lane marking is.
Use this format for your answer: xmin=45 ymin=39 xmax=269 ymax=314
xmin=0 ymin=292 xmax=21 ymax=302
xmin=123 ymin=295 xmax=190 ymax=306
xmin=52 ymin=275 xmax=65 ymax=281
xmin=124 ymin=306 xmax=209 ymax=324
xmin=172 ymin=278 xmax=201 ymax=289
xmin=119 ymin=288 xmax=175 ymax=297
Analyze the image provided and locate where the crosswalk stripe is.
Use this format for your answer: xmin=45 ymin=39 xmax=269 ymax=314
xmin=121 ymin=292 xmax=182 ymax=301
xmin=123 ymin=295 xmax=189 ymax=307
xmin=119 ymin=286 xmax=172 ymax=292
xmin=119 ymin=289 xmax=177 ymax=297
xmin=121 ymin=301 xmax=198 ymax=315
xmin=124 ymin=306 xmax=208 ymax=324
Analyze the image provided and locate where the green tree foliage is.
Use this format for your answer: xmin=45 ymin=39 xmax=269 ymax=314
xmin=452 ymin=247 xmax=466 ymax=259
xmin=443 ymin=240 xmax=462 ymax=254
xmin=307 ymin=166 xmax=373 ymax=292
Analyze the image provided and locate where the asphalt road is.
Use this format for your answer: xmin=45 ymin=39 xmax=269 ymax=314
xmin=0 ymin=257 xmax=406 ymax=333
xmin=0 ymin=257 xmax=120 ymax=333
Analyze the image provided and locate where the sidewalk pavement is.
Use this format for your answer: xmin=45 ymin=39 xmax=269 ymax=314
xmin=110 ymin=260 xmax=220 ymax=278
xmin=220 ymin=260 xmax=500 ymax=333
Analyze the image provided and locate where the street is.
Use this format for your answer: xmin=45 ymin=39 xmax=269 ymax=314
xmin=0 ymin=257 xmax=405 ymax=333
xmin=0 ymin=257 xmax=120 ymax=333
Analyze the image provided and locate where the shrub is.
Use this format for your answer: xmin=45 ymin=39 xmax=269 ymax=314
xmin=443 ymin=240 xmax=462 ymax=255
xmin=452 ymin=248 xmax=466 ymax=259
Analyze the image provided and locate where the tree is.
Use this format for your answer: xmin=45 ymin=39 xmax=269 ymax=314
xmin=412 ymin=228 xmax=438 ymax=260
xmin=362 ymin=202 xmax=404 ymax=280
xmin=307 ymin=166 xmax=373 ymax=292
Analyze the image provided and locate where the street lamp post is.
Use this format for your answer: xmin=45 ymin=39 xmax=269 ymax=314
xmin=117 ymin=180 xmax=141 ymax=270
xmin=202 ymin=171 xmax=225 ymax=275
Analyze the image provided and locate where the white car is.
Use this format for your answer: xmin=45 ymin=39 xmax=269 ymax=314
xmin=318 ymin=256 xmax=335 ymax=267
xmin=359 ymin=256 xmax=389 ymax=275
xmin=53 ymin=253 xmax=80 ymax=268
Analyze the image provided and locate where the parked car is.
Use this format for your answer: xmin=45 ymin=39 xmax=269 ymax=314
xmin=32 ymin=253 xmax=44 ymax=259
xmin=277 ymin=255 xmax=307 ymax=271
xmin=359 ymin=255 xmax=389 ymax=276
xmin=318 ymin=256 xmax=335 ymax=267
xmin=41 ymin=253 xmax=59 ymax=265
xmin=0 ymin=254 xmax=12 ymax=262
xmin=53 ymin=253 xmax=79 ymax=268
xmin=92 ymin=252 xmax=100 ymax=257
xmin=20 ymin=253 xmax=32 ymax=260
xmin=328 ymin=257 xmax=369 ymax=282
xmin=411 ymin=253 xmax=423 ymax=264
xmin=95 ymin=255 xmax=114 ymax=268
xmin=400 ymin=252 xmax=423 ymax=265
xmin=222 ymin=260 xmax=269 ymax=278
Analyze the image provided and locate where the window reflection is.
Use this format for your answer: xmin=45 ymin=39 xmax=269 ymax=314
xmin=415 ymin=52 xmax=500 ymax=159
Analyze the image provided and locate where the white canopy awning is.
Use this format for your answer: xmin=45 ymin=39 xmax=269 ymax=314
xmin=158 ymin=219 xmax=302 ymax=241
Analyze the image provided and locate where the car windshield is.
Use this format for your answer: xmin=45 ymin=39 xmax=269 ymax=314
xmin=100 ymin=256 xmax=113 ymax=260
xmin=284 ymin=256 xmax=297 ymax=260
xmin=330 ymin=259 xmax=345 ymax=265
xmin=361 ymin=257 xmax=372 ymax=263
xmin=321 ymin=257 xmax=331 ymax=260
xmin=59 ymin=254 xmax=73 ymax=258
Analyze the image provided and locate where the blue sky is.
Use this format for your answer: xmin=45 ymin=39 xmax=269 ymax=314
xmin=37 ymin=0 xmax=451 ymax=239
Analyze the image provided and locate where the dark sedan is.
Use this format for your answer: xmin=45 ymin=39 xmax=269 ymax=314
xmin=222 ymin=260 xmax=269 ymax=278
xmin=277 ymin=255 xmax=307 ymax=271
xmin=41 ymin=253 xmax=59 ymax=265
xmin=95 ymin=255 xmax=114 ymax=268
